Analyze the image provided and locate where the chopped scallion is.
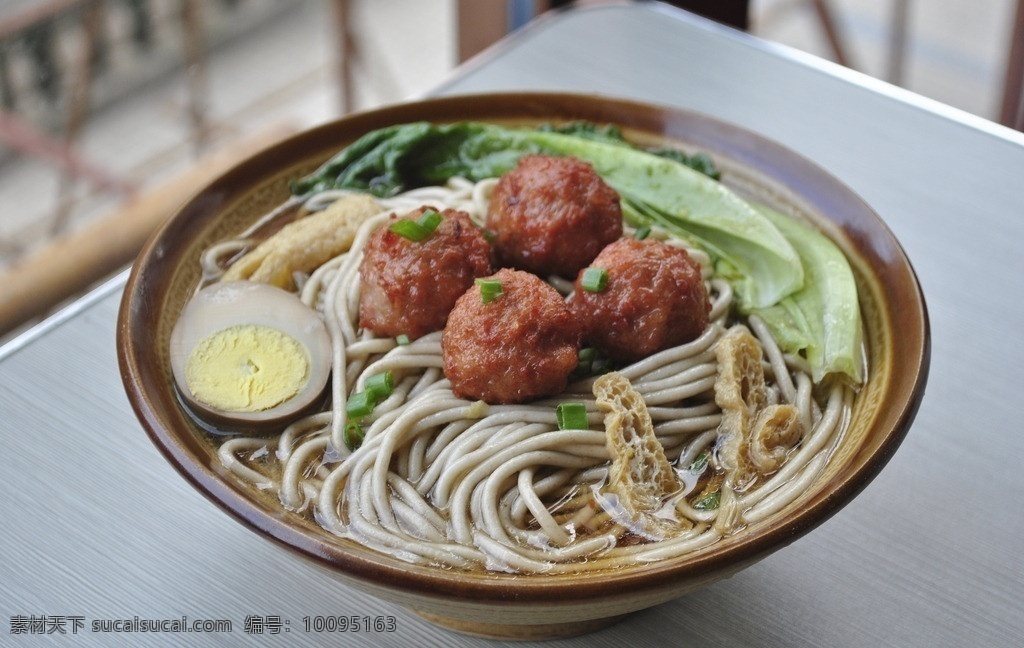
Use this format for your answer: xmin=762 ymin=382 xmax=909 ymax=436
xmin=396 ymin=334 xmax=411 ymax=345
xmin=556 ymin=402 xmax=588 ymax=430
xmin=389 ymin=210 xmax=442 ymax=242
xmin=688 ymin=452 xmax=709 ymax=473
xmin=693 ymin=491 xmax=721 ymax=510
xmin=344 ymin=421 xmax=365 ymax=451
xmin=345 ymin=390 xmax=375 ymax=419
xmin=389 ymin=218 xmax=429 ymax=241
xmin=364 ymin=371 xmax=394 ymax=402
xmin=475 ymin=278 xmax=503 ymax=303
xmin=580 ymin=267 xmax=609 ymax=293
xmin=417 ymin=209 xmax=442 ymax=231
xmin=572 ymin=347 xmax=596 ymax=378
xmin=634 ymin=225 xmax=651 ymax=240
xmin=346 ymin=371 xmax=394 ymax=423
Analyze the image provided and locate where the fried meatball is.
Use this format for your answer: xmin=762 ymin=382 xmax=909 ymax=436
xmin=359 ymin=207 xmax=493 ymax=339
xmin=567 ymin=238 xmax=710 ymax=364
xmin=486 ymin=154 xmax=623 ymax=278
xmin=442 ymin=268 xmax=582 ymax=404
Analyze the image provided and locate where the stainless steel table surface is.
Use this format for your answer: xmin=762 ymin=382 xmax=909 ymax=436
xmin=3 ymin=4 xmax=1023 ymax=647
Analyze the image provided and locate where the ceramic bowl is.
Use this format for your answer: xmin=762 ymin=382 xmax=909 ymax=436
xmin=117 ymin=92 xmax=929 ymax=640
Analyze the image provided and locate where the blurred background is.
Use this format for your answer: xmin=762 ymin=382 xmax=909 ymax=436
xmin=0 ymin=0 xmax=1020 ymax=343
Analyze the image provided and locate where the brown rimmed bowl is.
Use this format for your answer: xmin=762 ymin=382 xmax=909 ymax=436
xmin=116 ymin=92 xmax=929 ymax=640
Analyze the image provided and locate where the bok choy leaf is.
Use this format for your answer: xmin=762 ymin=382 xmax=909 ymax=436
xmin=751 ymin=205 xmax=864 ymax=383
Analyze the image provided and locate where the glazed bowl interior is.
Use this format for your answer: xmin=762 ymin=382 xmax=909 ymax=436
xmin=117 ymin=92 xmax=929 ymax=639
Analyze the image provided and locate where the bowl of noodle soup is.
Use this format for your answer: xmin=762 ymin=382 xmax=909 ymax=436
xmin=117 ymin=93 xmax=929 ymax=639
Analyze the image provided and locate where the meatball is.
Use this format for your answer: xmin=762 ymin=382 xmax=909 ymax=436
xmin=567 ymin=238 xmax=710 ymax=364
xmin=359 ymin=207 xmax=493 ymax=339
xmin=486 ymin=154 xmax=623 ymax=278
xmin=442 ymin=268 xmax=582 ymax=404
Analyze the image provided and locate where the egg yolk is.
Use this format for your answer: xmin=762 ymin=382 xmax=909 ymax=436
xmin=185 ymin=324 xmax=311 ymax=412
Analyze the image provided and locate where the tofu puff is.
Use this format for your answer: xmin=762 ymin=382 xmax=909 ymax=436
xmin=223 ymin=193 xmax=383 ymax=290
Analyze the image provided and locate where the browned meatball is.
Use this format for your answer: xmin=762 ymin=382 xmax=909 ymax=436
xmin=359 ymin=207 xmax=493 ymax=339
xmin=486 ymin=154 xmax=623 ymax=278
xmin=442 ymin=268 xmax=582 ymax=404
xmin=567 ymin=238 xmax=710 ymax=364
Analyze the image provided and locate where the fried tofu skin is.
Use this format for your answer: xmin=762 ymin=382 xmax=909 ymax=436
xmin=223 ymin=193 xmax=382 ymax=290
xmin=713 ymin=326 xmax=803 ymax=533
xmin=595 ymin=372 xmax=690 ymax=539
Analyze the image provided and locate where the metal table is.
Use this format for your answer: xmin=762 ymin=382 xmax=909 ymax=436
xmin=3 ymin=4 xmax=1023 ymax=646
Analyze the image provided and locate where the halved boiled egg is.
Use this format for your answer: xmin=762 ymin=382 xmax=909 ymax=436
xmin=169 ymin=281 xmax=332 ymax=430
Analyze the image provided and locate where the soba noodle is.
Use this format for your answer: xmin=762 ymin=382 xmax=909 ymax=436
xmin=200 ymin=176 xmax=853 ymax=574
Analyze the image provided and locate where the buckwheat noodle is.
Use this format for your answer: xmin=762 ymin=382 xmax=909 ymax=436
xmin=203 ymin=176 xmax=854 ymax=574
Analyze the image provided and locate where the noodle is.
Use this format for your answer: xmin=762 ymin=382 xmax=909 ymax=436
xmin=207 ymin=177 xmax=856 ymax=574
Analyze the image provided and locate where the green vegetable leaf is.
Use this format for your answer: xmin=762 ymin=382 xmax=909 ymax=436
xmin=538 ymin=122 xmax=722 ymax=178
xmin=645 ymin=148 xmax=721 ymax=180
xmin=536 ymin=121 xmax=628 ymax=144
xmin=292 ymin=122 xmax=542 ymax=197
xmin=752 ymin=205 xmax=864 ymax=383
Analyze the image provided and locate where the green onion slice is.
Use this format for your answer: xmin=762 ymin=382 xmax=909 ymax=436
xmin=396 ymin=334 xmax=411 ymax=346
xmin=345 ymin=390 xmax=375 ymax=419
xmin=347 ymin=371 xmax=395 ymax=422
xmin=389 ymin=219 xmax=429 ymax=241
xmin=580 ymin=267 xmax=609 ymax=293
xmin=634 ymin=225 xmax=651 ymax=240
xmin=688 ymin=452 xmax=709 ymax=473
xmin=572 ymin=347 xmax=596 ymax=378
xmin=577 ymin=347 xmax=596 ymax=369
xmin=364 ymin=371 xmax=394 ymax=402
xmin=556 ymin=402 xmax=588 ymax=430
xmin=344 ymin=421 xmax=365 ymax=451
xmin=389 ymin=209 xmax=442 ymax=241
xmin=693 ymin=491 xmax=721 ymax=510
xmin=475 ymin=278 xmax=503 ymax=303
xmin=417 ymin=209 xmax=442 ymax=231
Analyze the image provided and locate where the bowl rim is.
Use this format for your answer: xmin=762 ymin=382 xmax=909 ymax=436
xmin=117 ymin=91 xmax=930 ymax=604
